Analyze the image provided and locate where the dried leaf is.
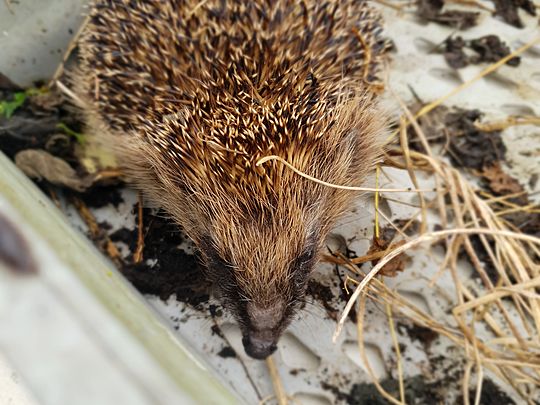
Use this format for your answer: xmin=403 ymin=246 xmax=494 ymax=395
xmin=417 ymin=0 xmax=479 ymax=29
xmin=444 ymin=35 xmax=520 ymax=69
xmin=15 ymin=149 xmax=92 ymax=192
xmin=481 ymin=162 xmax=524 ymax=195
xmin=367 ymin=238 xmax=408 ymax=278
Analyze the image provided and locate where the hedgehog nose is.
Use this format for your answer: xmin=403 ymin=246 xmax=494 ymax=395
xmin=242 ymin=332 xmax=278 ymax=359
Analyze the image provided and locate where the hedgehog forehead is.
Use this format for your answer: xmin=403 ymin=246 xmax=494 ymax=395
xmin=151 ymin=88 xmax=333 ymax=182
xmin=212 ymin=199 xmax=314 ymax=254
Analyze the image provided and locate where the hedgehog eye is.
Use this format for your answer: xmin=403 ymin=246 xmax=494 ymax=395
xmin=297 ymin=249 xmax=314 ymax=268
xmin=293 ymin=247 xmax=316 ymax=277
xmin=200 ymin=237 xmax=234 ymax=272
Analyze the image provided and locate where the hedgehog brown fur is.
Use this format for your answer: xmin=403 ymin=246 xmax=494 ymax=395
xmin=74 ymin=0 xmax=390 ymax=359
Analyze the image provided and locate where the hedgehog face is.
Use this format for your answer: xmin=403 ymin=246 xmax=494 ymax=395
xmin=200 ymin=213 xmax=320 ymax=359
xmin=111 ymin=96 xmax=386 ymax=359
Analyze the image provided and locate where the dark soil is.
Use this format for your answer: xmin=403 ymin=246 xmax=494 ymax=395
xmin=445 ymin=109 xmax=506 ymax=170
xmin=307 ymin=279 xmax=339 ymax=320
xmin=217 ymin=346 xmax=237 ymax=358
xmin=444 ymin=35 xmax=520 ymax=69
xmin=118 ymin=210 xmax=211 ymax=306
xmin=457 ymin=378 xmax=516 ymax=404
xmin=82 ymin=185 xmax=124 ymax=208
xmin=378 ymin=219 xmax=420 ymax=245
xmin=417 ymin=0 xmax=537 ymax=28
xmin=505 ymin=210 xmax=540 ymax=238
xmin=322 ymin=375 xmax=444 ymax=405
xmin=465 ymin=235 xmax=499 ymax=284
xmin=398 ymin=322 xmax=439 ymax=349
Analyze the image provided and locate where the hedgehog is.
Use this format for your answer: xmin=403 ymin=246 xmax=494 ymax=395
xmin=73 ymin=0 xmax=389 ymax=359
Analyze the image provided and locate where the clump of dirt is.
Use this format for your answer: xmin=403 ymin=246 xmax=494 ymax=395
xmin=307 ymin=280 xmax=339 ymax=320
xmin=116 ymin=210 xmax=211 ymax=307
xmin=464 ymin=235 xmax=499 ymax=283
xmin=417 ymin=0 xmax=480 ymax=29
xmin=444 ymin=35 xmax=521 ymax=69
xmin=217 ymin=346 xmax=237 ymax=358
xmin=378 ymin=220 xmax=418 ymax=244
xmin=445 ymin=109 xmax=506 ymax=170
xmin=505 ymin=210 xmax=540 ymax=238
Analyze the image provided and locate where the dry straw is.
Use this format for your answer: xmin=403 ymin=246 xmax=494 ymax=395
xmin=330 ymin=37 xmax=540 ymax=404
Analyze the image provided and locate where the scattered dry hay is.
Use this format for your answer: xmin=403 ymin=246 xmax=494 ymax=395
xmin=330 ymin=38 xmax=540 ymax=405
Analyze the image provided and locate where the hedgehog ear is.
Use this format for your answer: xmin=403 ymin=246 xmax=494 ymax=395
xmin=334 ymin=96 xmax=387 ymax=157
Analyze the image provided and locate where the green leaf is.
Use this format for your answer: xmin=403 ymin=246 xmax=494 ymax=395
xmin=0 ymin=92 xmax=27 ymax=118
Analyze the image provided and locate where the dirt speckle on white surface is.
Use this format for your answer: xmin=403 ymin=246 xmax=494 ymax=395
xmin=0 ymin=354 xmax=38 ymax=405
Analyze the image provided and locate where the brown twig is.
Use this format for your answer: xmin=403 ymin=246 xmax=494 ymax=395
xmin=133 ymin=193 xmax=145 ymax=264
xmin=71 ymin=196 xmax=121 ymax=265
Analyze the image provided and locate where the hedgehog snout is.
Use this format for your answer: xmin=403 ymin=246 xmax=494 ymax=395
xmin=242 ymin=301 xmax=286 ymax=359
xmin=242 ymin=330 xmax=278 ymax=359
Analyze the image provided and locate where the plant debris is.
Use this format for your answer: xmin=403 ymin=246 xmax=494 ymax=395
xmin=366 ymin=237 xmax=408 ymax=278
xmin=0 ymin=85 xmax=81 ymax=161
xmin=15 ymin=149 xmax=94 ymax=192
xmin=480 ymin=162 xmax=524 ymax=196
xmin=490 ymin=0 xmax=536 ymax=28
xmin=0 ymin=92 xmax=27 ymax=119
xmin=417 ymin=0 xmax=480 ymax=30
xmin=364 ymin=223 xmax=411 ymax=278
xmin=444 ymin=35 xmax=521 ymax=69
xmin=415 ymin=107 xmax=506 ymax=170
